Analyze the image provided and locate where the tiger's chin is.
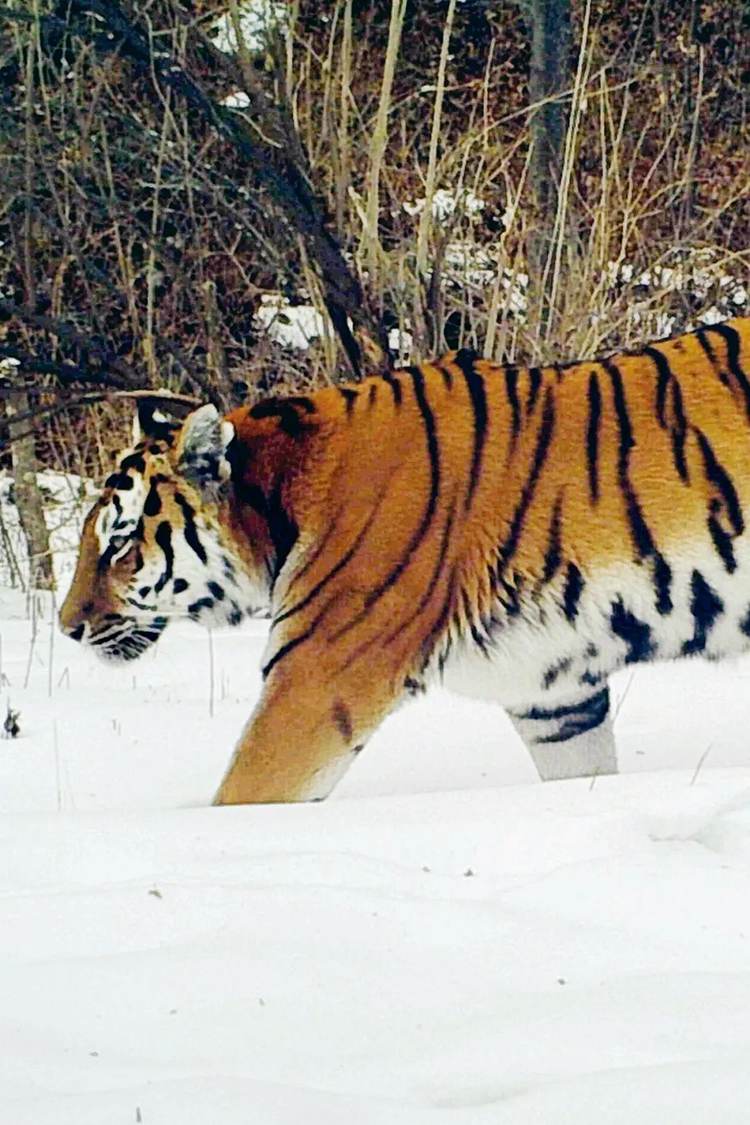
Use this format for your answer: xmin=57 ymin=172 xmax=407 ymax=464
xmin=90 ymin=616 xmax=169 ymax=664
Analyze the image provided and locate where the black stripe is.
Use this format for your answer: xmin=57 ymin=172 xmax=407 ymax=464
xmin=682 ymin=569 xmax=724 ymax=655
xmin=273 ymin=505 xmax=379 ymax=628
xmin=519 ymin=689 xmax=608 ymax=722
xmin=230 ymin=475 xmax=298 ymax=582
xmin=694 ymin=429 xmax=744 ymax=535
xmin=541 ymin=492 xmax=563 ymax=584
xmin=498 ymin=386 xmax=555 ymax=567
xmin=188 ymin=596 xmax=214 ymax=617
xmin=647 ymin=346 xmax=689 ymax=485
xmin=453 ymin=349 xmax=487 ymax=508
xmin=610 ymin=599 xmax=654 ymax=662
xmin=695 ymin=327 xmax=728 ymax=383
xmin=343 ymin=501 xmax=459 ymax=668
xmin=586 ymin=373 xmax=601 ymax=502
xmin=362 ymin=366 xmax=440 ymax=609
xmin=709 ymin=322 xmax=750 ymax=422
xmin=653 ymin=554 xmax=673 ymax=615
xmin=670 ymin=376 xmax=689 ymax=483
xmin=386 ymin=501 xmax=456 ymax=642
xmin=533 ymin=691 xmax=610 ymax=743
xmin=515 ymin=688 xmax=610 ymax=744
xmin=707 ymin=499 xmax=736 ymax=573
xmin=527 ymin=367 xmax=542 ymax=416
xmin=97 ymin=541 xmax=119 ymax=573
xmin=604 ymin=359 xmax=657 ymax=559
xmin=504 ymin=364 xmax=521 ymax=447
xmin=143 ymin=478 xmax=162 ymax=517
xmin=562 ymin=562 xmax=584 ymax=621
xmin=173 ymin=493 xmax=208 ymax=564
xmin=104 ymin=472 xmax=133 ymax=491
xmin=437 ymin=362 xmax=454 ymax=390
xmin=249 ymin=396 xmax=315 ymax=438
xmin=418 ymin=568 xmax=458 ymax=673
xmin=327 ymin=369 xmax=441 ymax=643
xmin=339 ymin=387 xmax=358 ymax=414
xmin=696 ymin=327 xmax=717 ymax=364
xmin=383 ymin=373 xmax=402 ymax=405
xmin=645 ymin=346 xmax=673 ymax=427
xmin=265 ymin=485 xmax=299 ymax=582
xmin=604 ymin=359 xmax=633 ymax=473
xmin=262 ymin=598 xmax=337 ymax=679
xmin=469 ymin=622 xmax=489 ymax=654
xmin=283 ymin=502 xmax=346 ymax=595
xmin=542 ymin=657 xmax=572 ymax=689
xmin=368 ymin=383 xmax=378 ymax=407
xmin=498 ymin=571 xmax=524 ymax=617
xmin=153 ymin=521 xmax=174 ymax=594
xmin=119 ymin=452 xmax=146 ymax=474
xmin=233 ymin=481 xmax=265 ymax=516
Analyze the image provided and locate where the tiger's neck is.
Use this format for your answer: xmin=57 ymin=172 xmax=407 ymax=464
xmin=224 ymin=409 xmax=322 ymax=593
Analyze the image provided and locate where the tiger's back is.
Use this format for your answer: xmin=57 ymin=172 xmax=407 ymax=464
xmin=60 ymin=317 xmax=750 ymax=801
xmin=257 ymin=317 xmax=750 ymax=690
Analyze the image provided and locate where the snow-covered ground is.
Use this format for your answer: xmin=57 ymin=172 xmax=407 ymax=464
xmin=2 ymin=486 xmax=750 ymax=1122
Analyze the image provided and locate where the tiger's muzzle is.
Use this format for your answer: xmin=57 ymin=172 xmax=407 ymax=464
xmin=61 ymin=612 xmax=168 ymax=662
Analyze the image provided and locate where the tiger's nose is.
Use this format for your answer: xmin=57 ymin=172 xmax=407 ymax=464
xmin=62 ymin=622 xmax=86 ymax=642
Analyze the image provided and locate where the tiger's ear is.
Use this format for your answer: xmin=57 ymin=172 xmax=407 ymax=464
xmin=132 ymin=402 xmax=180 ymax=445
xmin=176 ymin=404 xmax=234 ymax=497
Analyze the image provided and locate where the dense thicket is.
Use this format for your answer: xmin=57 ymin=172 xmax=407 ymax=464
xmin=0 ymin=0 xmax=748 ymax=476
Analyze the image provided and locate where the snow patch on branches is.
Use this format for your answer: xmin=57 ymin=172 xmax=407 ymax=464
xmin=211 ymin=0 xmax=288 ymax=56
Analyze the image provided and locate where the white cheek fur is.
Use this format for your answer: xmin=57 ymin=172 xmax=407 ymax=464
xmin=95 ymin=478 xmax=147 ymax=553
xmin=125 ymin=515 xmax=263 ymax=628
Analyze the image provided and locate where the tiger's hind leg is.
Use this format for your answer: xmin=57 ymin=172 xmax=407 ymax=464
xmin=508 ymin=686 xmax=618 ymax=781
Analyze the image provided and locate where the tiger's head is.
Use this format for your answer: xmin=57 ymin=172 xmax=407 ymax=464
xmin=59 ymin=402 xmax=263 ymax=662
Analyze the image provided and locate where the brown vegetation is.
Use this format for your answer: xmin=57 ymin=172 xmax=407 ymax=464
xmin=0 ymin=0 xmax=747 ymax=484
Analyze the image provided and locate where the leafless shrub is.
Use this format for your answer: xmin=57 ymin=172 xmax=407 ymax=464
xmin=0 ymin=0 xmax=746 ymax=452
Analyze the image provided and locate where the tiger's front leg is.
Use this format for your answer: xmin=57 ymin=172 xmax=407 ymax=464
xmin=213 ymin=646 xmax=399 ymax=804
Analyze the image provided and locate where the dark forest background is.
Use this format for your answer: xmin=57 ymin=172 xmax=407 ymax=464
xmin=0 ymin=0 xmax=748 ymax=584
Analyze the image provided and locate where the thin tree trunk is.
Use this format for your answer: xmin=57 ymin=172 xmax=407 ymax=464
xmin=6 ymin=10 xmax=54 ymax=591
xmin=6 ymin=391 xmax=54 ymax=591
xmin=526 ymin=0 xmax=572 ymax=325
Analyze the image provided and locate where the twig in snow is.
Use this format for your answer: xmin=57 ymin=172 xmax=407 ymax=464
xmin=47 ymin=590 xmax=56 ymax=698
xmin=613 ymin=669 xmax=636 ymax=723
xmin=23 ymin=595 xmax=38 ymax=689
xmin=690 ymin=743 xmax=712 ymax=787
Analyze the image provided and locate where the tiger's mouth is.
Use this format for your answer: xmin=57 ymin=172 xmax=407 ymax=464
xmin=88 ymin=614 xmax=169 ymax=662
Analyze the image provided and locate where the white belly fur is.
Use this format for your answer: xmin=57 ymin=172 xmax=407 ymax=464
xmin=442 ymin=541 xmax=750 ymax=711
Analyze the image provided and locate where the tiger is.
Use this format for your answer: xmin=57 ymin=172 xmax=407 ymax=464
xmin=59 ymin=316 xmax=750 ymax=804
